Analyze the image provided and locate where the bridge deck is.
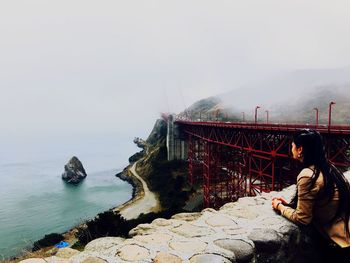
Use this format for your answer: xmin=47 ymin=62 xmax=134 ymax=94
xmin=175 ymin=120 xmax=350 ymax=135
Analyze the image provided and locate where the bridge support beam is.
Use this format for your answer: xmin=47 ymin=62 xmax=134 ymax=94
xmin=325 ymin=135 xmax=350 ymax=171
xmin=203 ymin=144 xmax=246 ymax=208
xmin=188 ymin=135 xmax=203 ymax=185
xmin=167 ymin=115 xmax=188 ymax=161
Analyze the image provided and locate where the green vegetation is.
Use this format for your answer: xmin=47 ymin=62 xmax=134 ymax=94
xmin=128 ymin=150 xmax=145 ymax=163
xmin=70 ymin=241 xmax=85 ymax=251
xmin=74 ymin=209 xmax=178 ymax=245
xmin=137 ymin=118 xmax=192 ymax=211
xmin=75 ymin=211 xmax=129 ymax=244
xmin=147 ymin=147 xmax=190 ymax=210
xmin=146 ymin=119 xmax=167 ymax=146
xmin=32 ymin=233 xmax=64 ymax=251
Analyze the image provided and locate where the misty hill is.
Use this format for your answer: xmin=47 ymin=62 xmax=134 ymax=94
xmin=180 ymin=67 xmax=350 ymax=125
xmin=271 ymin=86 xmax=350 ymax=124
xmin=177 ymin=97 xmax=241 ymax=122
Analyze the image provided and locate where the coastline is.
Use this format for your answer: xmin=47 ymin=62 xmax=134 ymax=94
xmin=65 ymin=161 xmax=148 ymax=243
xmin=65 ymin=160 xmax=152 ymax=237
xmin=8 ymin=160 xmax=152 ymax=262
xmin=114 ymin=164 xmax=144 ymax=204
xmin=115 ymin=161 xmax=160 ymax=219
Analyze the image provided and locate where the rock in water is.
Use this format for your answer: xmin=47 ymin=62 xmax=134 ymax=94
xmin=62 ymin=156 xmax=87 ymax=184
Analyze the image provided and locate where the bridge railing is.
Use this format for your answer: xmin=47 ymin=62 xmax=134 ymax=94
xmin=174 ymin=120 xmax=350 ymax=135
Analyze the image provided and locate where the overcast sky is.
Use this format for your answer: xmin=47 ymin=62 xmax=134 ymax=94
xmin=1 ymin=1 xmax=350 ymax=142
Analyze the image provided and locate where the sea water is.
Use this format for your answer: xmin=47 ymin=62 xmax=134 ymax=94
xmin=0 ymin=134 xmax=136 ymax=259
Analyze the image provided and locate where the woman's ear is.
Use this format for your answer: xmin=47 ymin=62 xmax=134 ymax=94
xmin=298 ymin=146 xmax=303 ymax=154
xmin=297 ymin=146 xmax=303 ymax=158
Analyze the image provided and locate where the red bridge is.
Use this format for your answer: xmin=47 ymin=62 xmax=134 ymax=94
xmin=174 ymin=120 xmax=350 ymax=208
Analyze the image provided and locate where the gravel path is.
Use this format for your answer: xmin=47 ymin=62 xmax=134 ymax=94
xmin=119 ymin=161 xmax=159 ymax=219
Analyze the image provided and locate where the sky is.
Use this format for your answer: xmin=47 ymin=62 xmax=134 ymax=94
xmin=1 ymin=0 xmax=350 ymax=143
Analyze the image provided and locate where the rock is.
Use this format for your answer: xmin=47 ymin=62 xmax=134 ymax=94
xmin=44 ymin=257 xmax=72 ymax=263
xmin=248 ymin=228 xmax=282 ymax=252
xmin=152 ymin=218 xmax=173 ymax=227
xmin=205 ymin=214 xmax=237 ymax=227
xmin=81 ymin=257 xmax=107 ymax=263
xmin=19 ymin=259 xmax=47 ymax=263
xmin=61 ymin=156 xmax=87 ymax=184
xmin=84 ymin=237 xmax=125 ymax=252
xmin=129 ymin=223 xmax=158 ymax=236
xmin=223 ymin=228 xmax=248 ymax=236
xmin=225 ymin=206 xmax=259 ymax=220
xmin=171 ymin=223 xmax=215 ymax=238
xmin=146 ymin=119 xmax=167 ymax=146
xmin=169 ymin=241 xmax=207 ymax=253
xmin=133 ymin=233 xmax=172 ymax=244
xmin=116 ymin=244 xmax=150 ymax=261
xmin=55 ymin=247 xmax=80 ymax=258
xmin=214 ymin=239 xmax=254 ymax=262
xmin=154 ymin=252 xmax=182 ymax=263
xmin=171 ymin=212 xmax=202 ymax=222
xmin=20 ymin=258 xmax=71 ymax=263
xmin=133 ymin=137 xmax=146 ymax=149
xmin=189 ymin=254 xmax=232 ymax=263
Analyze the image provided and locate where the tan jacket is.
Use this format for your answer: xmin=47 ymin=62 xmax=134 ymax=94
xmin=281 ymin=168 xmax=350 ymax=248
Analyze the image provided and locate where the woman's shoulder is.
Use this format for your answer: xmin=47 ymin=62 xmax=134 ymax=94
xmin=297 ymin=168 xmax=315 ymax=179
xmin=297 ymin=168 xmax=324 ymax=186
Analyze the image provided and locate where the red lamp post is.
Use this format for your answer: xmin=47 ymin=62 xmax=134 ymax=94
xmin=313 ymin=107 xmax=319 ymax=127
xmin=328 ymin=101 xmax=336 ymax=130
xmin=241 ymin=112 xmax=245 ymax=122
xmin=255 ymin=106 xmax=261 ymax=124
xmin=265 ymin=110 xmax=269 ymax=124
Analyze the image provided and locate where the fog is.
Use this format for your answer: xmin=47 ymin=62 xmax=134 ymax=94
xmin=1 ymin=0 xmax=350 ymax=142
xmin=220 ymin=67 xmax=350 ymax=112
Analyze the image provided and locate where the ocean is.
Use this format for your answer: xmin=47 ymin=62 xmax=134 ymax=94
xmin=0 ymin=134 xmax=137 ymax=259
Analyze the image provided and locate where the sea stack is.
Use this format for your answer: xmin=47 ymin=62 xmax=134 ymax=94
xmin=61 ymin=156 xmax=87 ymax=184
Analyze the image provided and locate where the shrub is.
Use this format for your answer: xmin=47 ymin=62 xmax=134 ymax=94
xmin=32 ymin=233 xmax=64 ymax=251
xmin=75 ymin=211 xmax=129 ymax=245
xmin=75 ymin=209 xmax=180 ymax=245
xmin=129 ymin=150 xmax=145 ymax=163
xmin=147 ymin=157 xmax=189 ymax=210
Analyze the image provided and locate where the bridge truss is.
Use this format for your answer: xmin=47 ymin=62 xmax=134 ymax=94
xmin=178 ymin=121 xmax=350 ymax=208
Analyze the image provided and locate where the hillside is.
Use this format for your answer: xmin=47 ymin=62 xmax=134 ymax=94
xmin=135 ymin=118 xmax=193 ymax=212
xmin=179 ymin=67 xmax=350 ymax=125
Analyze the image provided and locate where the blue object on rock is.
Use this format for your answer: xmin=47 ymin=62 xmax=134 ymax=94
xmin=55 ymin=241 xmax=69 ymax=248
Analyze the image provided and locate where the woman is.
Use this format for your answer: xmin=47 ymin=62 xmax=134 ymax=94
xmin=272 ymin=129 xmax=350 ymax=260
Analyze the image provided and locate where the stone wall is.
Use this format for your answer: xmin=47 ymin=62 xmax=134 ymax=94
xmin=20 ymin=182 xmax=329 ymax=263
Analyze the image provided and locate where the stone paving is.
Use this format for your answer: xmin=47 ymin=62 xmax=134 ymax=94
xmin=19 ymin=184 xmax=319 ymax=263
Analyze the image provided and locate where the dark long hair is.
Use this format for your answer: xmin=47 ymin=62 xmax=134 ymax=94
xmin=289 ymin=129 xmax=350 ymax=235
